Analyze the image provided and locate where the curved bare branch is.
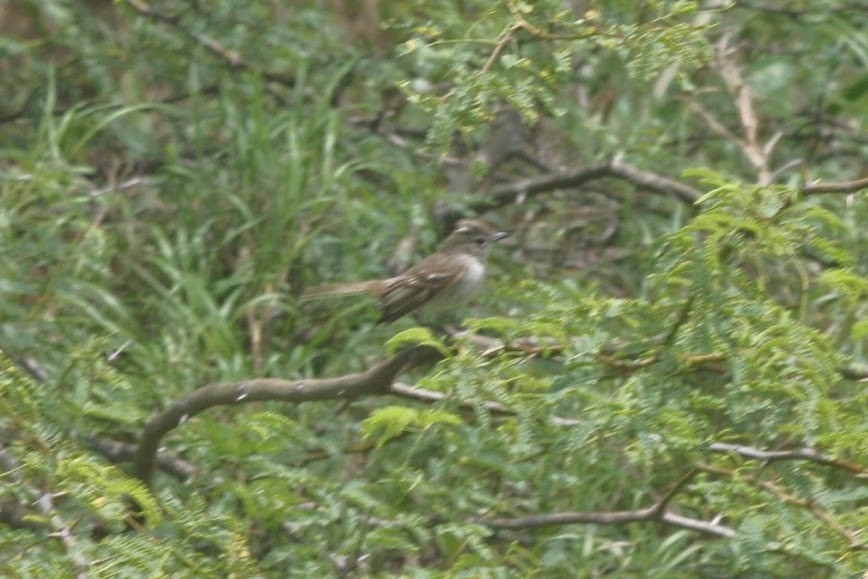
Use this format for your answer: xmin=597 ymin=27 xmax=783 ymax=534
xmin=132 ymin=346 xmax=443 ymax=486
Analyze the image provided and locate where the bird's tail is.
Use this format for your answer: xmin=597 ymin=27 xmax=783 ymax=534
xmin=301 ymin=280 xmax=385 ymax=301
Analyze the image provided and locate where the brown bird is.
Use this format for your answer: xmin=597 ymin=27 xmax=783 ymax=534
xmin=303 ymin=219 xmax=509 ymax=324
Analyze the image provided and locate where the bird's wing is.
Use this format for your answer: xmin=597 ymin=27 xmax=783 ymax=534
xmin=378 ymin=256 xmax=464 ymax=324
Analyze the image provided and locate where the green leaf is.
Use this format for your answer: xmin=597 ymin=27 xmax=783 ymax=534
xmin=385 ymin=326 xmax=450 ymax=356
xmin=361 ymin=405 xmax=461 ymax=447
xmin=818 ymin=269 xmax=867 ymax=307
xmin=852 ymin=320 xmax=868 ymax=340
xmin=361 ymin=406 xmax=419 ymax=447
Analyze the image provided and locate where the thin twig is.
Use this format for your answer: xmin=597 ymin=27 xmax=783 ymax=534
xmin=389 ymin=382 xmax=581 ymax=426
xmin=482 ymin=24 xmax=521 ymax=72
xmin=700 ymin=463 xmax=865 ymax=549
xmin=652 ymin=468 xmax=700 ymax=516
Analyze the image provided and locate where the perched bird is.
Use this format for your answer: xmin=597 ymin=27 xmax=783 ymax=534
xmin=303 ymin=219 xmax=509 ymax=324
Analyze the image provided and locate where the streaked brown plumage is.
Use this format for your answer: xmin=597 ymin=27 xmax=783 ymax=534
xmin=303 ymin=219 xmax=508 ymax=323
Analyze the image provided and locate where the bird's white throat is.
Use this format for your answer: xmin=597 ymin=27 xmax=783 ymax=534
xmin=430 ymin=254 xmax=485 ymax=309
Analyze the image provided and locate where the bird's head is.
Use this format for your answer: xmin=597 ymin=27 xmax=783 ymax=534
xmin=439 ymin=219 xmax=509 ymax=255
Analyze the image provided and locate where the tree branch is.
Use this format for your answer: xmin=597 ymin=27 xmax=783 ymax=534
xmin=652 ymin=468 xmax=700 ymax=516
xmin=708 ymin=443 xmax=867 ymax=476
xmin=125 ymin=0 xmax=295 ymax=86
xmin=709 ymin=31 xmax=774 ymax=184
xmin=132 ymin=346 xmax=443 ymax=486
xmin=389 ymin=381 xmax=513 ymax=415
xmin=482 ymin=23 xmax=521 ymax=72
xmin=700 ymin=463 xmax=865 ymax=549
xmin=389 ymin=381 xmax=581 ymax=426
xmin=36 ymin=493 xmax=89 ymax=578
xmin=473 ymin=467 xmax=733 ymax=539
xmin=837 ymin=365 xmax=868 ymax=382
xmin=476 ymin=503 xmax=734 ymax=539
xmin=608 ymin=156 xmax=703 ymax=204
xmin=88 ymin=437 xmax=200 ymax=481
xmin=468 ymin=158 xmax=701 ymax=216
xmin=801 ymin=176 xmax=868 ymax=195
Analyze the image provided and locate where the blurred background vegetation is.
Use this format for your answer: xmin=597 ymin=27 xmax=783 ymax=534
xmin=1 ymin=0 xmax=865 ymax=576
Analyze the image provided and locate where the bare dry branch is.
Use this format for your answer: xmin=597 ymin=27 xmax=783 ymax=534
xmin=389 ymin=382 xmax=581 ymax=426
xmin=607 ymin=156 xmax=703 ymax=204
xmin=476 ymin=503 xmax=734 ymax=539
xmin=467 ymin=158 xmax=701 ymax=216
xmin=801 ymin=176 xmax=868 ymax=195
xmin=709 ymin=443 xmax=867 ymax=476
xmin=715 ymin=31 xmax=772 ymax=184
xmin=88 ymin=437 xmax=200 ymax=481
xmin=390 ymin=382 xmax=513 ymax=415
xmin=133 ymin=346 xmax=443 ymax=486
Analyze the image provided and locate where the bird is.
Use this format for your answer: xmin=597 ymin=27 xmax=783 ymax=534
xmin=302 ymin=219 xmax=509 ymax=324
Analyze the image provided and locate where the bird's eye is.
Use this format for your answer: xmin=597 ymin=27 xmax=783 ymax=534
xmin=475 ymin=236 xmax=487 ymax=245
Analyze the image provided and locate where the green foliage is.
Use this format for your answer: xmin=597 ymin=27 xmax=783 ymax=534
xmin=1 ymin=0 xmax=865 ymax=576
xmin=385 ymin=326 xmax=451 ymax=356
xmin=362 ymin=406 xmax=462 ymax=446
xmin=399 ymin=0 xmax=713 ymax=150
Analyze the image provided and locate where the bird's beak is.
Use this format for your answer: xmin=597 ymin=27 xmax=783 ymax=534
xmin=493 ymin=231 xmax=510 ymax=242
